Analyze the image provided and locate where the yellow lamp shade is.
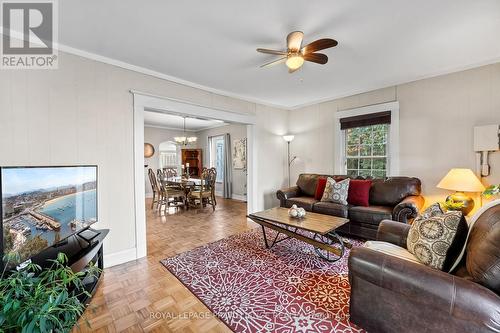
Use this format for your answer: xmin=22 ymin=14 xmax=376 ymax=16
xmin=437 ymin=168 xmax=485 ymax=192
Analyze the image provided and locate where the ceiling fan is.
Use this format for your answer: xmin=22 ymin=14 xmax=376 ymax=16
xmin=257 ymin=31 xmax=338 ymax=73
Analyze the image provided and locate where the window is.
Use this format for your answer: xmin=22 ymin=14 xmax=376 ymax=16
xmin=158 ymin=141 xmax=179 ymax=171
xmin=337 ymin=107 xmax=397 ymax=178
xmin=345 ymin=124 xmax=389 ymax=178
xmin=209 ymin=135 xmax=224 ymax=183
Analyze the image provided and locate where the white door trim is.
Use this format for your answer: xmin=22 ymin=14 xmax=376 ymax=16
xmin=132 ymin=91 xmax=257 ymax=259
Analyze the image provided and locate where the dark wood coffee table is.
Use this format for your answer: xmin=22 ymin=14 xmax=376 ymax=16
xmin=248 ymin=207 xmax=351 ymax=262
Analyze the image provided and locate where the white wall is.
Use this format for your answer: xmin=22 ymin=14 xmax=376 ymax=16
xmin=0 ymin=50 xmax=287 ymax=265
xmin=289 ymin=63 xmax=500 ymax=209
xmin=196 ymin=123 xmax=247 ymax=199
xmin=255 ymin=106 xmax=290 ymax=209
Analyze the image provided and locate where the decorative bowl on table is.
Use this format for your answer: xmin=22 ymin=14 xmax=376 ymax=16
xmin=288 ymin=204 xmax=306 ymax=219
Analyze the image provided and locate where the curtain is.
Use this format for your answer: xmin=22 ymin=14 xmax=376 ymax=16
xmin=223 ymin=133 xmax=232 ymax=199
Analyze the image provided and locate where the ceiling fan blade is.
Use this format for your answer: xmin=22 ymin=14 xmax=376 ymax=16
xmin=303 ymin=53 xmax=328 ymax=64
xmin=301 ymin=38 xmax=338 ymax=54
xmin=256 ymin=48 xmax=287 ymax=55
xmin=260 ymin=57 xmax=287 ymax=68
xmin=287 ymin=31 xmax=304 ymax=52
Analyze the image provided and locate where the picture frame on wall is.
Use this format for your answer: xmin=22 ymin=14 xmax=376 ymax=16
xmin=233 ymin=138 xmax=246 ymax=170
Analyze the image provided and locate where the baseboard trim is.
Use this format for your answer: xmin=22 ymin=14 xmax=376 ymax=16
xmin=232 ymin=194 xmax=247 ymax=202
xmin=104 ymin=247 xmax=137 ymax=268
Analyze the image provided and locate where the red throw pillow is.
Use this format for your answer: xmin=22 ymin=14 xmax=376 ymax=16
xmin=314 ymin=177 xmax=328 ymax=200
xmin=348 ymin=179 xmax=372 ymax=207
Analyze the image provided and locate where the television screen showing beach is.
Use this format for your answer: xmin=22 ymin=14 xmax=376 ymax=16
xmin=1 ymin=166 xmax=97 ymax=264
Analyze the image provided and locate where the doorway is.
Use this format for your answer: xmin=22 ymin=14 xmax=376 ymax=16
xmin=132 ymin=91 xmax=257 ymax=260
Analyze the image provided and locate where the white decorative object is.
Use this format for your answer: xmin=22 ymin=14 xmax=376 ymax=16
xmin=288 ymin=204 xmax=306 ymax=219
xmin=233 ymin=138 xmax=247 ymax=170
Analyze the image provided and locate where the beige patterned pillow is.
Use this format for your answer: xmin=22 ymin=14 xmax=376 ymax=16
xmin=407 ymin=204 xmax=467 ymax=271
xmin=321 ymin=177 xmax=350 ymax=205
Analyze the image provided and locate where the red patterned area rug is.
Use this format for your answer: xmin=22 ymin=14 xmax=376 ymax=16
xmin=161 ymin=228 xmax=366 ymax=333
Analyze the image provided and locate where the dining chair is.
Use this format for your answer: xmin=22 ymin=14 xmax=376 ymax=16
xmin=156 ymin=168 xmax=166 ymax=183
xmin=158 ymin=177 xmax=186 ymax=213
xmin=188 ymin=168 xmax=216 ymax=211
xmin=148 ymin=168 xmax=161 ymax=209
xmin=208 ymin=167 xmax=217 ymax=206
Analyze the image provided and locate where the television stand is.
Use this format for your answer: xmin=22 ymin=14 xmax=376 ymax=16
xmin=31 ymin=228 xmax=109 ymax=305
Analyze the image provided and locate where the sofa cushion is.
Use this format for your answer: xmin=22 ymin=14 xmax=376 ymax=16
xmin=348 ymin=179 xmax=372 ymax=207
xmin=364 ymin=241 xmax=422 ymax=265
xmin=312 ymin=201 xmax=348 ymax=218
xmin=314 ymin=177 xmax=327 ymax=200
xmin=296 ymin=174 xmax=320 ymax=197
xmin=348 ymin=205 xmax=393 ymax=226
xmin=285 ymin=196 xmax=318 ymax=211
xmin=407 ymin=208 xmax=468 ymax=271
xmin=463 ymin=201 xmax=500 ymax=293
xmin=296 ymin=174 xmax=348 ymax=197
xmin=321 ymin=178 xmax=350 ymax=205
xmin=370 ymin=177 xmax=421 ymax=206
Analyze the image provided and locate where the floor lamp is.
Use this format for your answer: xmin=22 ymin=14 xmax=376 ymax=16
xmin=283 ymin=135 xmax=297 ymax=187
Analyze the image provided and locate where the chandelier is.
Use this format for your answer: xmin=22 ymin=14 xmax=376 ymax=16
xmin=174 ymin=117 xmax=197 ymax=146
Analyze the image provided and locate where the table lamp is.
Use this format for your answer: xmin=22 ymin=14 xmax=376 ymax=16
xmin=437 ymin=168 xmax=485 ymax=215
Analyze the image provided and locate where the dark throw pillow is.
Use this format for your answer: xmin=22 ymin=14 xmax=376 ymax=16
xmin=347 ymin=179 xmax=372 ymax=207
xmin=314 ymin=177 xmax=327 ymax=200
xmin=407 ymin=203 xmax=468 ymax=271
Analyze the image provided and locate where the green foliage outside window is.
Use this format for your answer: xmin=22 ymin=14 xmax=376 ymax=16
xmin=346 ymin=124 xmax=388 ymax=178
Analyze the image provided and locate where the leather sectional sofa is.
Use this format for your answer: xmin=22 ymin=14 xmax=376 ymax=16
xmin=276 ymin=173 xmax=424 ymax=239
xmin=348 ymin=201 xmax=500 ymax=332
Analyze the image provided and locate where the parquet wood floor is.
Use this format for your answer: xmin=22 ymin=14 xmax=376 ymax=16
xmin=74 ymin=198 xmax=256 ymax=333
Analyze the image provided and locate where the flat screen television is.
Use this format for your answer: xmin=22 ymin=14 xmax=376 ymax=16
xmin=1 ymin=166 xmax=98 ymax=267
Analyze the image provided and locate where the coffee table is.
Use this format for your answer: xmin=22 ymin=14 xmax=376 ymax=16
xmin=248 ymin=207 xmax=351 ymax=262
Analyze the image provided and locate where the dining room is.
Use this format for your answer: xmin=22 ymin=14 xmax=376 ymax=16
xmin=143 ymin=110 xmax=248 ymax=217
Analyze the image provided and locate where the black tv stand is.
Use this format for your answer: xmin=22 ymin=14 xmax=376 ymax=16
xmin=30 ymin=228 xmax=109 ymax=305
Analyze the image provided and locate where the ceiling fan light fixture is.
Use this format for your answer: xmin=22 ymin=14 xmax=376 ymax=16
xmin=286 ymin=54 xmax=304 ymax=70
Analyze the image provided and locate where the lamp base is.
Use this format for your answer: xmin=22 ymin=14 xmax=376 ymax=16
xmin=446 ymin=192 xmax=474 ymax=215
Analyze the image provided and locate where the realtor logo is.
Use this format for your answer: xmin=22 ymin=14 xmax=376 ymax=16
xmin=1 ymin=0 xmax=58 ymax=69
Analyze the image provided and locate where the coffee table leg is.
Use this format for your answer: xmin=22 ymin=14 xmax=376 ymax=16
xmin=313 ymin=231 xmax=346 ymax=262
xmin=261 ymin=225 xmax=269 ymax=248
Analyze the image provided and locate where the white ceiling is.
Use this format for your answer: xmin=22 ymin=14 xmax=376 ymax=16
xmin=144 ymin=111 xmax=225 ymax=131
xmin=59 ymin=1 xmax=500 ymax=109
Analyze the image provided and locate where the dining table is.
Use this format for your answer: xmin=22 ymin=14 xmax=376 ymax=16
xmin=161 ymin=176 xmax=206 ymax=209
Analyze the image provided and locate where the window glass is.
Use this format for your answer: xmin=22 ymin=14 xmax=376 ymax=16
xmin=345 ymin=124 xmax=388 ymax=178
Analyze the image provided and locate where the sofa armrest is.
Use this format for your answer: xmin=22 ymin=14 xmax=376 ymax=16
xmin=348 ymin=247 xmax=500 ymax=333
xmin=393 ymin=195 xmax=424 ymax=223
xmin=376 ymin=220 xmax=411 ymax=248
xmin=276 ymin=186 xmax=301 ymax=206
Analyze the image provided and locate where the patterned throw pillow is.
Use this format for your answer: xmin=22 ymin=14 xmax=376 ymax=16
xmin=407 ymin=203 xmax=468 ymax=271
xmin=321 ymin=177 xmax=350 ymax=205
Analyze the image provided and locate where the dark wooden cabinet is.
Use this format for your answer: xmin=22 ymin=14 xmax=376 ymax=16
xmin=181 ymin=149 xmax=203 ymax=177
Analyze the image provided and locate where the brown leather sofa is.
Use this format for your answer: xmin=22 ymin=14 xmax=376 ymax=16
xmin=276 ymin=174 xmax=424 ymax=239
xmin=348 ymin=202 xmax=500 ymax=333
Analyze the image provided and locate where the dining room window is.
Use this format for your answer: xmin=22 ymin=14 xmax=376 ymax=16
xmin=159 ymin=141 xmax=180 ymax=171
xmin=209 ymin=135 xmax=224 ymax=183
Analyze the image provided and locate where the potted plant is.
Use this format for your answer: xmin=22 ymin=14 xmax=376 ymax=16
xmin=0 ymin=252 xmax=100 ymax=333
xmin=483 ymin=184 xmax=500 ymax=198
